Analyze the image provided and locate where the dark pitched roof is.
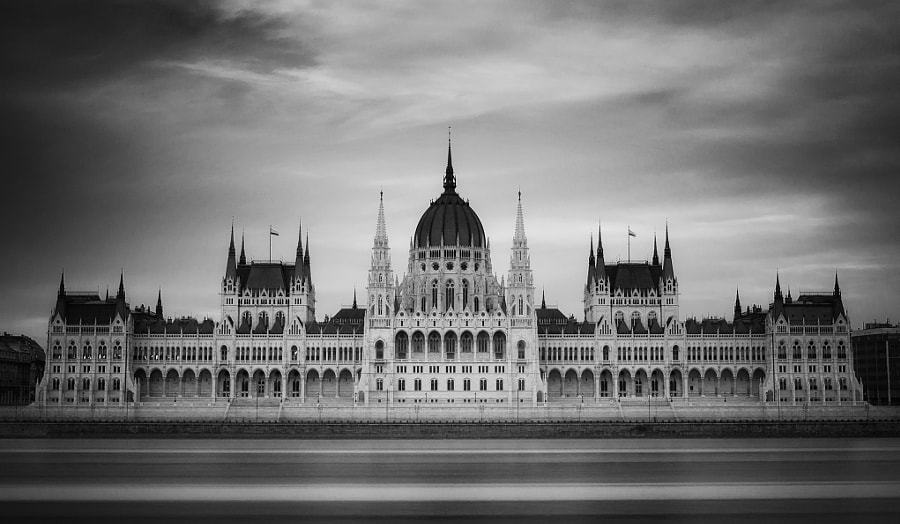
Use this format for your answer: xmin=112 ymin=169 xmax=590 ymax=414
xmin=58 ymin=294 xmax=123 ymax=324
xmin=0 ymin=334 xmax=45 ymax=363
xmin=606 ymin=262 xmax=662 ymax=293
xmin=237 ymin=262 xmax=296 ymax=293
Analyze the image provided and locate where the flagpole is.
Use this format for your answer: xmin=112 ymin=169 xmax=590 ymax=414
xmin=627 ymin=225 xmax=630 ymax=263
xmin=269 ymin=225 xmax=272 ymax=262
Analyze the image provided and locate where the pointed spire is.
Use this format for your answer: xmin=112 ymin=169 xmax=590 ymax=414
xmin=595 ymin=221 xmax=606 ymax=281
xmin=105 ymin=286 xmax=109 ymax=301
xmin=295 ymin=220 xmax=305 ymax=283
xmin=833 ymin=271 xmax=841 ymax=298
xmin=541 ymin=289 xmax=546 ymax=309
xmin=304 ymin=234 xmax=312 ymax=284
xmin=116 ymin=271 xmax=125 ymax=300
xmin=652 ymin=233 xmax=660 ymax=266
xmin=443 ymin=128 xmax=456 ymax=193
xmin=586 ymin=234 xmax=596 ymax=287
xmin=58 ymin=271 xmax=66 ymax=297
xmin=734 ymin=288 xmax=742 ymax=321
xmin=513 ymin=190 xmax=526 ymax=244
xmin=226 ymin=224 xmax=237 ymax=280
xmin=239 ymin=232 xmax=247 ymax=265
xmin=662 ymin=222 xmax=674 ymax=281
xmin=786 ymin=287 xmax=792 ymax=303
xmin=375 ymin=190 xmax=388 ymax=246
xmin=833 ymin=271 xmax=845 ymax=318
xmin=156 ymin=288 xmax=163 ymax=318
xmin=352 ymin=287 xmax=357 ymax=309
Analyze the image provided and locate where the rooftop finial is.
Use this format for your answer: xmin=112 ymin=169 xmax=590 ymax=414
xmin=444 ymin=127 xmax=456 ymax=192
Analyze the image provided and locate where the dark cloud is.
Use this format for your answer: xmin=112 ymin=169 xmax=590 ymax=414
xmin=0 ymin=0 xmax=314 ymax=91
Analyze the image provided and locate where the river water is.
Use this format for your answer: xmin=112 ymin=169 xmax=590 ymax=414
xmin=2 ymin=437 xmax=899 ymax=523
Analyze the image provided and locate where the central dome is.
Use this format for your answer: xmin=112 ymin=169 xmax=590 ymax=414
xmin=413 ymin=143 xmax=486 ymax=249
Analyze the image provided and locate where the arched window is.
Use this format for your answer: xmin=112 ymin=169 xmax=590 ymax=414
xmin=82 ymin=378 xmax=90 ymax=391
xmin=517 ymin=340 xmax=526 ymax=360
xmin=823 ymin=341 xmax=832 ymax=359
xmin=97 ymin=378 xmax=106 ymax=391
xmin=220 ymin=345 xmax=228 ymax=361
xmin=375 ymin=340 xmax=384 ymax=360
xmin=474 ymin=296 xmax=480 ymax=313
xmin=113 ymin=340 xmax=122 ymax=360
xmin=97 ymin=342 xmax=107 ymax=360
xmin=792 ymin=341 xmax=802 ymax=360
xmin=378 ymin=295 xmax=384 ymax=316
xmin=837 ymin=340 xmax=847 ymax=359
xmin=445 ymin=280 xmax=454 ymax=311
xmin=807 ymin=341 xmax=816 ymax=359
xmin=52 ymin=378 xmax=60 ymax=390
xmin=395 ymin=332 xmax=409 ymax=359
xmin=777 ymin=341 xmax=787 ymax=359
xmin=445 ymin=332 xmax=457 ymax=358
xmin=428 ymin=331 xmax=441 ymax=353
xmin=432 ymin=280 xmax=439 ymax=309
xmin=462 ymin=280 xmax=469 ymax=310
xmin=672 ymin=345 xmax=680 ymax=361
xmin=518 ymin=297 xmax=523 ymax=316
xmin=67 ymin=342 xmax=76 ymax=360
xmin=614 ymin=310 xmax=624 ymax=323
xmin=275 ymin=311 xmax=284 ymax=325
xmin=82 ymin=342 xmax=92 ymax=360
xmin=259 ymin=311 xmax=269 ymax=329
xmin=67 ymin=378 xmax=75 ymax=391
xmin=476 ymin=332 xmax=490 ymax=353
xmin=461 ymin=332 xmax=473 ymax=353
xmin=603 ymin=345 xmax=610 ymax=361
xmin=493 ymin=331 xmax=506 ymax=359
xmin=421 ymin=296 xmax=426 ymax=312
xmin=631 ymin=311 xmax=641 ymax=328
xmin=412 ymin=331 xmax=425 ymax=353
xmin=52 ymin=342 xmax=62 ymax=360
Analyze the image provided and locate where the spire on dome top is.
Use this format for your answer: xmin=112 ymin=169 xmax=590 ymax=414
xmin=652 ymin=233 xmax=660 ymax=266
xmin=239 ymin=232 xmax=247 ymax=265
xmin=443 ymin=128 xmax=456 ymax=192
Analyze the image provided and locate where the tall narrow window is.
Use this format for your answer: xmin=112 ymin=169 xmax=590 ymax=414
xmin=432 ymin=280 xmax=439 ymax=309
xmin=446 ymin=280 xmax=454 ymax=311
xmin=462 ymin=280 xmax=469 ymax=310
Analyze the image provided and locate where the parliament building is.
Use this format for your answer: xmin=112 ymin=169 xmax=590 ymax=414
xmin=37 ymin=143 xmax=863 ymax=411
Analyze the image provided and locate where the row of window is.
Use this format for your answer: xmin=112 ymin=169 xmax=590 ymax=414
xmin=776 ymin=340 xmax=847 ymax=360
xmin=52 ymin=340 xmax=123 ymax=360
xmin=778 ymin=377 xmax=849 ymax=391
xmin=389 ymin=377 xmax=524 ymax=392
xmin=51 ymin=377 xmax=122 ymax=391
xmin=133 ymin=346 xmax=214 ymax=362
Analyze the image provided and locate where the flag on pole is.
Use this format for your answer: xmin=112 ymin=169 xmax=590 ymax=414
xmin=270 ymin=226 xmax=279 ymax=236
xmin=628 ymin=228 xmax=636 ymax=237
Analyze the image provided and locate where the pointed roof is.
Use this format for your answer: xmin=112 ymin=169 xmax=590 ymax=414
xmin=295 ymin=220 xmax=305 ymax=283
xmin=734 ymin=288 xmax=741 ymax=320
xmin=115 ymin=271 xmax=128 ymax=320
xmin=226 ymin=224 xmax=237 ymax=280
xmin=652 ymin=233 xmax=660 ymax=266
xmin=58 ymin=271 xmax=66 ymax=297
xmin=586 ymin=234 xmax=596 ymax=287
xmin=239 ymin=233 xmax=247 ymax=265
xmin=662 ymin=223 xmax=674 ymax=281
xmin=116 ymin=271 xmax=125 ymax=300
xmin=541 ymin=289 xmax=546 ymax=309
xmin=833 ymin=271 xmax=841 ymax=298
xmin=595 ymin=221 xmax=606 ymax=281
xmin=304 ymin=234 xmax=312 ymax=284
xmin=156 ymin=288 xmax=163 ymax=318
xmin=352 ymin=288 xmax=358 ymax=309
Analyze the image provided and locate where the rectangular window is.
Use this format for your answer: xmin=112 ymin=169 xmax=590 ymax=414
xmin=496 ymin=379 xmax=504 ymax=391
xmin=430 ymin=379 xmax=438 ymax=391
xmin=479 ymin=378 xmax=488 ymax=391
xmin=398 ymin=379 xmax=406 ymax=391
xmin=376 ymin=379 xmax=384 ymax=391
xmin=414 ymin=378 xmax=422 ymax=391
xmin=518 ymin=379 xmax=525 ymax=391
xmin=464 ymin=379 xmax=471 ymax=391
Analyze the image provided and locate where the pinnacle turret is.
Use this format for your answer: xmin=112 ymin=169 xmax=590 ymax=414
xmin=443 ymin=132 xmax=456 ymax=193
xmin=295 ymin=221 xmax=306 ymax=283
xmin=156 ymin=289 xmax=163 ymax=318
xmin=734 ymin=288 xmax=741 ymax=321
xmin=662 ymin=223 xmax=674 ymax=282
xmin=226 ymin=224 xmax=237 ymax=281
xmin=239 ymin=233 xmax=247 ymax=265
xmin=652 ymin=233 xmax=660 ymax=266
xmin=595 ymin=222 xmax=606 ymax=281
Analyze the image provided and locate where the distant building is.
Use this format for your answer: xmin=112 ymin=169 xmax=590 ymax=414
xmin=0 ymin=333 xmax=45 ymax=405
xmin=36 ymin=141 xmax=864 ymax=411
xmin=852 ymin=322 xmax=900 ymax=405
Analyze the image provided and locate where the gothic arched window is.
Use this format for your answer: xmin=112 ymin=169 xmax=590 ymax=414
xmin=462 ymin=280 xmax=469 ymax=310
xmin=432 ymin=280 xmax=439 ymax=309
xmin=378 ymin=295 xmax=383 ymax=315
xmin=446 ymin=280 xmax=454 ymax=311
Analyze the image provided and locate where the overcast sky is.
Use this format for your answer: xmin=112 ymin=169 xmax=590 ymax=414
xmin=2 ymin=0 xmax=898 ymax=342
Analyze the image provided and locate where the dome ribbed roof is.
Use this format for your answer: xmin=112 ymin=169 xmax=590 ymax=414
xmin=413 ymin=140 xmax=486 ymax=248
xmin=414 ymin=191 xmax=486 ymax=248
